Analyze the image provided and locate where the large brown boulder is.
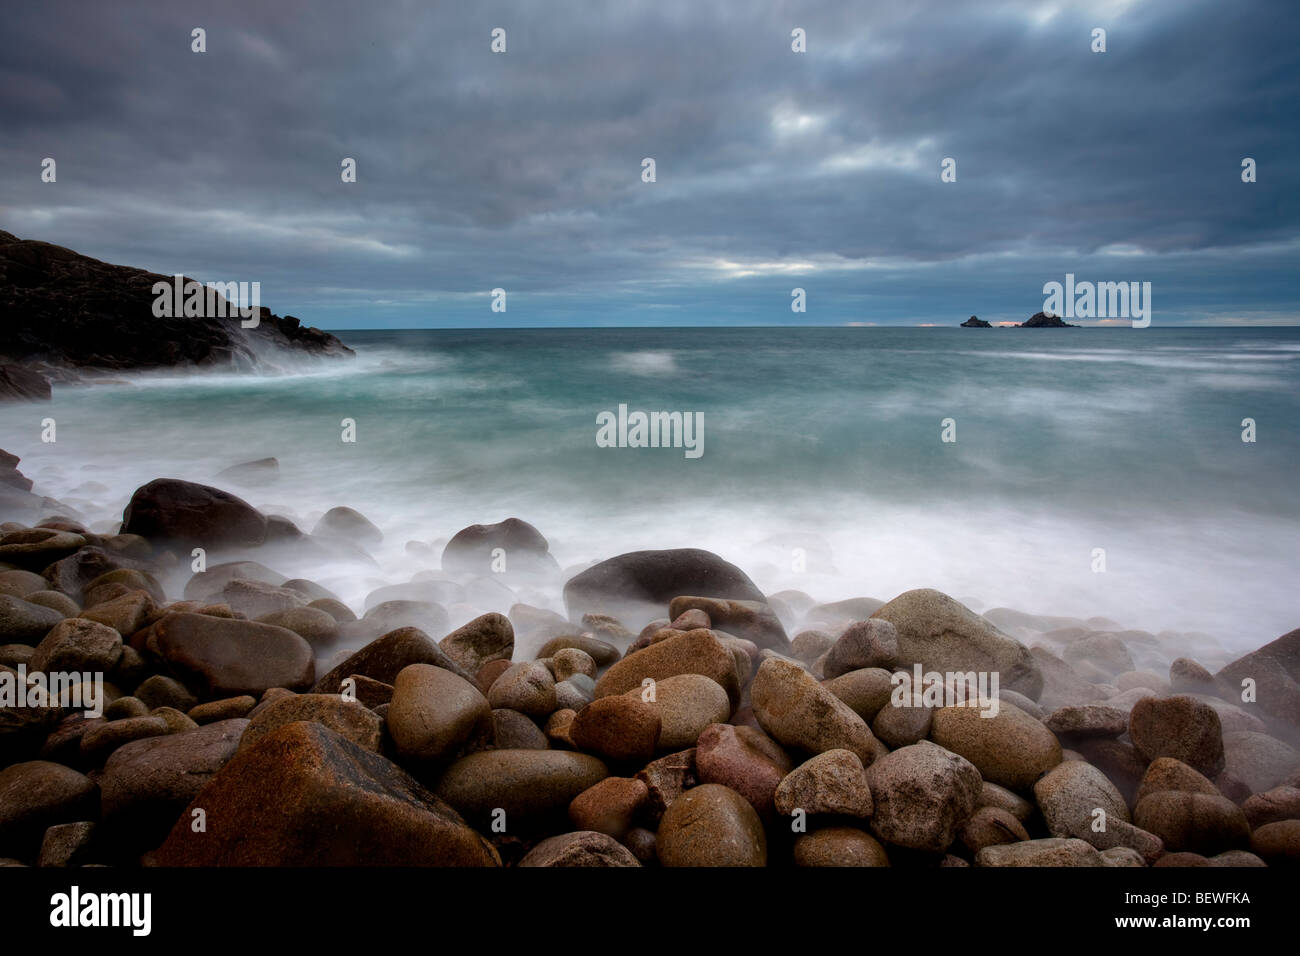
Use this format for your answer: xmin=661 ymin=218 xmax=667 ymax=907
xmin=153 ymin=721 xmax=499 ymax=866
xmin=594 ymin=628 xmax=740 ymax=708
xmin=1217 ymin=627 xmax=1300 ymax=725
xmin=312 ymin=626 xmax=474 ymax=693
xmin=434 ymin=749 xmax=609 ymax=832
xmin=870 ymin=589 xmax=1042 ymax=699
xmin=121 ymin=478 xmax=267 ymax=549
xmin=154 ymin=612 xmax=314 ymax=698
xmin=99 ymin=718 xmax=247 ymax=851
xmin=441 ymin=518 xmax=554 ymax=575
xmin=563 ymin=549 xmax=767 ymax=627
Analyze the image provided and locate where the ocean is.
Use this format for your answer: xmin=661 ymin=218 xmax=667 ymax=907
xmin=2 ymin=327 xmax=1297 ymax=654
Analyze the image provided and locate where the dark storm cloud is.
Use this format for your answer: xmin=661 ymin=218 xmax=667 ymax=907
xmin=1 ymin=0 xmax=1297 ymax=327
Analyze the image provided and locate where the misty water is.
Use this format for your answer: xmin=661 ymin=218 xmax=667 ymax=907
xmin=2 ymin=327 xmax=1297 ymax=660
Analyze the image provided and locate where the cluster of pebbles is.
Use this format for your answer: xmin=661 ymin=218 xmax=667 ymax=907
xmin=1 ymin=470 xmax=1298 ymax=867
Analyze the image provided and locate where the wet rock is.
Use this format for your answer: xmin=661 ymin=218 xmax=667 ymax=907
xmin=1063 ymin=632 xmax=1134 ymax=676
xmin=1044 ymin=704 xmax=1128 ymax=739
xmin=635 ymin=749 xmax=697 ymax=821
xmin=1128 ymin=695 xmax=1225 ymax=777
xmin=442 ymin=518 xmax=554 ymax=575
xmin=537 ymin=633 xmax=619 ymax=667
xmin=215 ymin=457 xmax=279 ymax=487
xmin=550 ymin=647 xmax=596 ymax=681
xmin=1030 ymin=647 xmax=1108 ymax=711
xmin=1136 ymin=757 xmax=1223 ymax=805
xmin=774 ymin=749 xmax=872 ymax=818
xmin=0 ymin=530 xmax=85 ymax=575
xmin=666 ymin=609 xmax=708 ymax=632
xmin=823 ymin=619 xmax=899 ymax=677
xmin=183 ymin=561 xmax=284 ymax=602
xmin=554 ymin=676 xmax=594 ymax=711
xmin=1249 ymin=820 xmax=1300 ymax=865
xmin=134 ymin=674 xmax=198 ymax=712
xmin=519 ymin=830 xmax=641 ymax=867
xmin=568 ymin=776 xmax=648 ymax=839
xmin=435 ymin=749 xmax=608 ymax=832
xmin=103 ymin=696 xmax=147 ymax=720
xmin=1216 ymin=627 xmax=1300 ymax=724
xmin=312 ymin=626 xmax=473 ymax=693
xmin=22 ymin=590 xmax=81 ymax=618
xmin=1169 ymin=657 xmax=1218 ymax=693
xmin=822 ymin=667 xmax=894 ymax=722
xmin=121 ymin=478 xmax=267 ymax=549
xmin=666 ymin=596 xmax=788 ymax=650
xmin=0 ymin=761 xmax=99 ymax=860
xmin=355 ymin=601 xmax=450 ymax=643
xmin=0 ymin=569 xmax=51 ymax=598
xmin=1210 ymin=849 xmax=1268 ymax=867
xmin=975 ymin=837 xmax=1104 ymax=867
xmin=312 ymin=506 xmax=382 ymax=546
xmin=872 ymin=700 xmax=933 ymax=748
xmin=80 ymin=716 xmax=170 ymax=764
xmin=1133 ymin=791 xmax=1250 ymax=855
xmin=655 ymin=784 xmax=767 ymax=867
xmin=188 ymin=696 xmax=256 ymax=724
xmin=870 ymin=589 xmax=1042 ymax=699
xmin=865 ymin=741 xmax=981 ymax=853
xmin=563 ymin=548 xmax=766 ymax=627
xmin=99 ymin=718 xmax=247 ymax=849
xmin=1035 ymin=760 xmax=1129 ymax=832
xmin=930 ymin=701 xmax=1062 ymax=791
xmin=29 ymin=617 xmax=122 ymax=674
xmin=439 ymin=613 xmax=514 ymax=675
xmin=154 ymin=612 xmax=314 ymax=698
xmin=594 ymin=629 xmax=740 ymax=707
xmin=1242 ymin=786 xmax=1300 ymax=828
xmin=959 ymin=806 xmax=1030 ymax=853
xmin=540 ymin=707 xmax=574 ymax=745
xmin=1221 ymin=731 xmax=1300 ymax=793
xmin=790 ymin=629 xmax=834 ymax=663
xmin=487 ymin=660 xmax=557 ymax=718
xmin=255 ymin=607 xmax=339 ymax=645
xmin=156 ymin=722 xmax=498 ymax=865
xmin=978 ymin=781 xmax=1034 ymax=821
xmin=37 ymin=820 xmax=97 ymax=867
xmin=751 ymin=658 xmax=879 ymax=766
xmin=1074 ymin=738 xmax=1149 ymax=807
xmin=309 ymin=599 xmax=356 ymax=624
xmin=242 ymin=693 xmax=384 ymax=754
xmin=384 ymin=663 xmax=492 ymax=764
xmin=694 ymin=723 xmax=791 ymax=820
xmin=630 ymin=673 xmax=730 ymax=750
xmin=792 ymin=827 xmax=890 ymax=867
xmin=571 ymin=696 xmax=661 ymax=763
xmin=492 ymin=709 xmax=548 ymax=750
xmin=0 ymin=594 xmax=63 ymax=644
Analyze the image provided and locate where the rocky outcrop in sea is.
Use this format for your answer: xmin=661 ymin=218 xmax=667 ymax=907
xmin=0 ymin=231 xmax=352 ymax=399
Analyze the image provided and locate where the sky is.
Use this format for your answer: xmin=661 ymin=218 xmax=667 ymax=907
xmin=1 ymin=0 xmax=1297 ymax=328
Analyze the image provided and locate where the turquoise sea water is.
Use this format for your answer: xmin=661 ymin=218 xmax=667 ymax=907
xmin=2 ymin=327 xmax=1297 ymax=650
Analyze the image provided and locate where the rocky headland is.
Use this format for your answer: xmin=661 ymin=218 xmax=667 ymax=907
xmin=1 ymin=453 xmax=1297 ymax=868
xmin=0 ymin=231 xmax=352 ymax=400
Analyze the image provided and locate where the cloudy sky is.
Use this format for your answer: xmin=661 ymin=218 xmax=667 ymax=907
xmin=2 ymin=0 xmax=1297 ymax=328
